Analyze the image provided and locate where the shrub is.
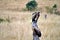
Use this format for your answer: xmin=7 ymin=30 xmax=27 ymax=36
xmin=52 ymin=4 xmax=57 ymax=14
xmin=0 ymin=18 xmax=5 ymax=23
xmin=45 ymin=4 xmax=57 ymax=14
xmin=0 ymin=18 xmax=10 ymax=23
xmin=26 ymin=0 xmax=38 ymax=11
xmin=53 ymin=4 xmax=57 ymax=8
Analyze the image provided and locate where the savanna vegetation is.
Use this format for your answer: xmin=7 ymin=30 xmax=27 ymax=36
xmin=0 ymin=0 xmax=60 ymax=40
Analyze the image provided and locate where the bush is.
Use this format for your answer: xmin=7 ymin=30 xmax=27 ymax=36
xmin=26 ymin=0 xmax=38 ymax=11
xmin=0 ymin=18 xmax=5 ymax=23
xmin=52 ymin=4 xmax=57 ymax=14
xmin=53 ymin=4 xmax=57 ymax=8
xmin=0 ymin=18 xmax=10 ymax=23
xmin=45 ymin=4 xmax=57 ymax=14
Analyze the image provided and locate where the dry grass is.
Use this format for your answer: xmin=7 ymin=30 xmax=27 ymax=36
xmin=0 ymin=0 xmax=60 ymax=40
xmin=0 ymin=10 xmax=60 ymax=40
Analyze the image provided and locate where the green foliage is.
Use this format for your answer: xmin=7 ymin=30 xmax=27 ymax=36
xmin=0 ymin=18 xmax=10 ymax=23
xmin=52 ymin=4 xmax=57 ymax=14
xmin=0 ymin=18 xmax=5 ymax=23
xmin=45 ymin=4 xmax=58 ymax=14
xmin=26 ymin=0 xmax=38 ymax=11
xmin=53 ymin=4 xmax=57 ymax=8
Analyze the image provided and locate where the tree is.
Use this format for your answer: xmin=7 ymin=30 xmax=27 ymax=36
xmin=26 ymin=0 xmax=38 ymax=11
